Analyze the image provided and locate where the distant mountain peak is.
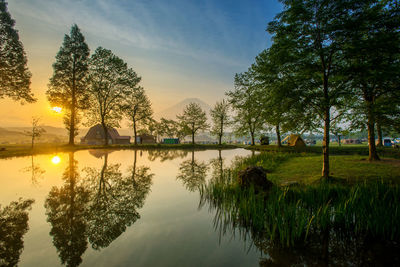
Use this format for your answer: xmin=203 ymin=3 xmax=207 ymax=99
xmin=156 ymin=98 xmax=212 ymax=120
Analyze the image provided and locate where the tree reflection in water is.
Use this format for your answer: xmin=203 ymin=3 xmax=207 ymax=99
xmin=45 ymin=152 xmax=89 ymax=267
xmin=176 ymin=150 xmax=208 ymax=192
xmin=0 ymin=198 xmax=34 ymax=267
xmin=21 ymin=155 xmax=45 ymax=185
xmin=147 ymin=149 xmax=188 ymax=162
xmin=200 ymin=173 xmax=400 ymax=266
xmin=45 ymin=151 xmax=153 ymax=266
xmin=209 ymin=150 xmax=227 ymax=183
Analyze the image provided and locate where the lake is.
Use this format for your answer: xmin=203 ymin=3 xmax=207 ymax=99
xmin=0 ymin=148 xmax=264 ymax=267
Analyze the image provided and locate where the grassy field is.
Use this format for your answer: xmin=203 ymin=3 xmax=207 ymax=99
xmin=0 ymin=143 xmax=239 ymax=159
xmin=231 ymin=146 xmax=400 ymax=184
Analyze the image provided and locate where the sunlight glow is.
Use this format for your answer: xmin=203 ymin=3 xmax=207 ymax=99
xmin=51 ymin=155 xmax=61 ymax=165
xmin=51 ymin=106 xmax=62 ymax=113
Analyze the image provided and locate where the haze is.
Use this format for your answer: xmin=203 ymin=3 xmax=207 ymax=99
xmin=0 ymin=0 xmax=281 ymax=127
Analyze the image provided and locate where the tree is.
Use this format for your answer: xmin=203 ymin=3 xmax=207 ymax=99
xmin=0 ymin=0 xmax=35 ymax=103
xmin=177 ymin=102 xmax=208 ymax=144
xmin=24 ymin=117 xmax=46 ymax=149
xmin=267 ymin=0 xmax=351 ymax=177
xmin=342 ymin=0 xmax=400 ymax=160
xmin=210 ymin=100 xmax=230 ymax=145
xmin=122 ymin=87 xmax=153 ymax=145
xmin=226 ymin=72 xmax=264 ymax=145
xmin=45 ymin=152 xmax=89 ymax=267
xmin=47 ymin=24 xmax=90 ymax=145
xmin=0 ymin=198 xmax=34 ymax=267
xmin=251 ymin=48 xmax=314 ymax=147
xmin=86 ymin=47 xmax=133 ymax=145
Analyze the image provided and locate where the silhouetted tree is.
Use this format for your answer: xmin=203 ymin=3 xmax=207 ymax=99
xmin=0 ymin=0 xmax=35 ymax=103
xmin=86 ymin=47 xmax=134 ymax=145
xmin=0 ymin=198 xmax=34 ymax=267
xmin=47 ymin=24 xmax=90 ymax=145
xmin=23 ymin=117 xmax=46 ymax=149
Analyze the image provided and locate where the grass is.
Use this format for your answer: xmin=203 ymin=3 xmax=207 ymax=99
xmin=0 ymin=143 xmax=240 ymax=159
xmin=249 ymin=144 xmax=400 ymax=158
xmin=268 ymin=155 xmax=400 ymax=184
xmin=200 ymin=175 xmax=400 ymax=249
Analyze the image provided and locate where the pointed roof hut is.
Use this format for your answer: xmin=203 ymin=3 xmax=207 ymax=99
xmin=282 ymin=134 xmax=306 ymax=147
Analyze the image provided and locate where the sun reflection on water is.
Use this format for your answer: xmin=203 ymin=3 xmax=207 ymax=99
xmin=51 ymin=156 xmax=61 ymax=165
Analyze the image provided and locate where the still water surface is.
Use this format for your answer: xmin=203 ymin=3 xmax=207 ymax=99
xmin=0 ymin=149 xmax=263 ymax=267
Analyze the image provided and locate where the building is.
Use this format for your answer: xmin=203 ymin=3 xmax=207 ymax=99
xmin=136 ymin=134 xmax=156 ymax=144
xmin=81 ymin=124 xmax=130 ymax=145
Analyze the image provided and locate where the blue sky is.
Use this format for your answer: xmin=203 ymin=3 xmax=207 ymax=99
xmin=3 ymin=0 xmax=282 ymax=126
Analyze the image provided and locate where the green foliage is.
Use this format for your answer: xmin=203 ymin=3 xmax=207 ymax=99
xmin=226 ymin=72 xmax=265 ymax=145
xmin=0 ymin=0 xmax=34 ymax=103
xmin=201 ymin=175 xmax=400 ymax=249
xmin=210 ymin=99 xmax=230 ymax=145
xmin=47 ymin=24 xmax=90 ymax=144
xmin=122 ymin=86 xmax=153 ymax=144
xmin=177 ymin=102 xmax=208 ymax=144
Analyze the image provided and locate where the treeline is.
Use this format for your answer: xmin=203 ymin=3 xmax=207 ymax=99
xmin=226 ymin=0 xmax=400 ymax=178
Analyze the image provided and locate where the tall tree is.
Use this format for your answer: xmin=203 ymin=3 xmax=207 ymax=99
xmin=226 ymin=72 xmax=264 ymax=146
xmin=251 ymin=48 xmax=315 ymax=147
xmin=47 ymin=24 xmax=90 ymax=145
xmin=177 ymin=102 xmax=208 ymax=144
xmin=210 ymin=99 xmax=230 ymax=145
xmin=86 ymin=47 xmax=133 ymax=145
xmin=0 ymin=0 xmax=34 ymax=103
xmin=122 ymin=87 xmax=153 ymax=145
xmin=268 ymin=0 xmax=351 ymax=177
xmin=342 ymin=0 xmax=400 ymax=160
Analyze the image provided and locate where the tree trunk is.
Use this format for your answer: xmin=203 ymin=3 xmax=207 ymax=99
xmin=219 ymin=118 xmax=224 ymax=145
xmin=133 ymin=118 xmax=138 ymax=145
xmin=31 ymin=135 xmax=34 ymax=149
xmin=250 ymin=132 xmax=255 ymax=146
xmin=276 ymin=124 xmax=282 ymax=147
xmin=101 ymin=121 xmax=109 ymax=146
xmin=192 ymin=132 xmax=195 ymax=144
xmin=69 ymin=59 xmax=76 ymax=146
xmin=218 ymin=135 xmax=222 ymax=145
xmin=322 ymin=106 xmax=330 ymax=178
xmin=376 ymin=118 xmax=383 ymax=147
xmin=366 ymin=100 xmax=380 ymax=161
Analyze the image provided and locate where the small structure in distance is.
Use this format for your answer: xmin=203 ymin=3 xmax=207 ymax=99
xmin=282 ymin=134 xmax=306 ymax=148
xmin=81 ymin=124 xmax=130 ymax=145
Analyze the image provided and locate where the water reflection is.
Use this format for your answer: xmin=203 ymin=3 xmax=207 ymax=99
xmin=45 ymin=151 xmax=153 ymax=266
xmin=209 ymin=150 xmax=227 ymax=183
xmin=45 ymin=152 xmax=90 ymax=267
xmin=200 ymin=175 xmax=400 ymax=266
xmin=176 ymin=150 xmax=208 ymax=192
xmin=21 ymin=155 xmax=46 ymax=185
xmin=0 ymin=198 xmax=34 ymax=266
xmin=147 ymin=149 xmax=188 ymax=162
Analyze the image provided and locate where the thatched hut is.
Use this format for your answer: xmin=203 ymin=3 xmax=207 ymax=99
xmin=81 ymin=124 xmax=130 ymax=145
xmin=282 ymin=134 xmax=306 ymax=147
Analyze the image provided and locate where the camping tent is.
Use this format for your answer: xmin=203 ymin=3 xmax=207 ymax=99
xmin=282 ymin=134 xmax=306 ymax=147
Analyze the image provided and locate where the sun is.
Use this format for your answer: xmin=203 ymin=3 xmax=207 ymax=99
xmin=51 ymin=106 xmax=62 ymax=113
xmin=51 ymin=155 xmax=61 ymax=165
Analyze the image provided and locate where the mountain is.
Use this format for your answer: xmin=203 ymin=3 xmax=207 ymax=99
xmin=155 ymin=98 xmax=212 ymax=120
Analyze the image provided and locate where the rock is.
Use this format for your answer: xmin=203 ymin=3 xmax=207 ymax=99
xmin=238 ymin=166 xmax=273 ymax=191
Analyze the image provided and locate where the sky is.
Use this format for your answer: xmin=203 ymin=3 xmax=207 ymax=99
xmin=1 ymin=0 xmax=282 ymax=127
